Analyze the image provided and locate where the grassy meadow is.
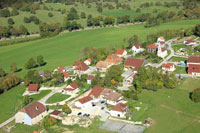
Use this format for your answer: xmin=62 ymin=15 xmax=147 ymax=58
xmin=45 ymin=93 xmax=70 ymax=104
xmin=0 ymin=20 xmax=199 ymax=77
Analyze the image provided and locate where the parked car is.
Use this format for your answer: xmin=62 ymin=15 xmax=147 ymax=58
xmin=83 ymin=113 xmax=90 ymax=117
xmin=77 ymin=112 xmax=82 ymax=116
xmin=101 ymin=107 xmax=105 ymax=110
xmin=101 ymin=101 xmax=105 ymax=104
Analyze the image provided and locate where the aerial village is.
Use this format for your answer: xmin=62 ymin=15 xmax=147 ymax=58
xmin=14 ymin=36 xmax=200 ymax=131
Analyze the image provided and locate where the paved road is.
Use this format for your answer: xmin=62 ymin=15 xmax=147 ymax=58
xmin=0 ymin=86 xmax=65 ymax=129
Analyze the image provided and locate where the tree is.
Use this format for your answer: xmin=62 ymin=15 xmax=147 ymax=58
xmin=62 ymin=104 xmax=72 ymax=114
xmin=19 ymin=25 xmax=29 ymax=35
xmin=128 ymin=35 xmax=140 ymax=48
xmin=97 ymin=6 xmax=103 ymax=13
xmin=24 ymin=70 xmax=42 ymax=84
xmin=0 ymin=8 xmax=10 ymax=17
xmin=194 ymin=24 xmax=200 ymax=37
xmin=191 ymin=88 xmax=200 ymax=103
xmin=52 ymin=72 xmax=64 ymax=84
xmin=0 ymin=67 xmax=6 ymax=77
xmin=37 ymin=55 xmax=45 ymax=66
xmin=11 ymin=9 xmax=19 ymax=16
xmin=48 ymin=12 xmax=53 ymax=17
xmin=24 ymin=58 xmax=37 ymax=69
xmin=81 ymin=12 xmax=86 ymax=19
xmin=8 ymin=18 xmax=14 ymax=25
xmin=23 ymin=95 xmax=33 ymax=106
xmin=43 ymin=70 xmax=52 ymax=81
xmin=42 ymin=115 xmax=57 ymax=128
xmin=24 ymin=17 xmax=31 ymax=23
xmin=10 ymin=62 xmax=17 ymax=72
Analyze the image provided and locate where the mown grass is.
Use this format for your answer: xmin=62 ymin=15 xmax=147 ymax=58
xmin=174 ymin=66 xmax=187 ymax=74
xmin=177 ymin=78 xmax=200 ymax=91
xmin=0 ymin=20 xmax=199 ymax=78
xmin=170 ymin=56 xmax=187 ymax=62
xmin=46 ymin=93 xmax=70 ymax=104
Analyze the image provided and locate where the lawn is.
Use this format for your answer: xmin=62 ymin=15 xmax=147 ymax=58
xmin=0 ymin=20 xmax=199 ymax=78
xmin=174 ymin=67 xmax=187 ymax=74
xmin=177 ymin=78 xmax=200 ymax=91
xmin=45 ymin=93 xmax=70 ymax=104
xmin=102 ymin=9 xmax=140 ymax=18
xmin=138 ymin=88 xmax=200 ymax=133
xmin=170 ymin=56 xmax=187 ymax=62
xmin=0 ymin=87 xmax=50 ymax=124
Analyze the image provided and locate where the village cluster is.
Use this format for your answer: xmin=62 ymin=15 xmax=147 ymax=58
xmin=14 ymin=36 xmax=200 ymax=128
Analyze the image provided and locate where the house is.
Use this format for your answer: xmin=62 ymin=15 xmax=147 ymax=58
xmin=162 ymin=63 xmax=176 ymax=71
xmin=157 ymin=47 xmax=167 ymax=59
xmin=157 ymin=36 xmax=165 ymax=47
xmin=84 ymin=58 xmax=92 ymax=66
xmin=109 ymin=103 xmax=129 ymax=118
xmin=187 ymin=56 xmax=200 ymax=65
xmin=74 ymin=95 xmax=93 ymax=108
xmin=87 ymin=75 xmax=95 ymax=85
xmin=28 ymin=84 xmax=40 ymax=93
xmin=96 ymin=61 xmax=110 ymax=72
xmin=132 ymin=44 xmax=143 ymax=54
xmin=74 ymin=61 xmax=89 ymax=75
xmin=124 ymin=58 xmax=145 ymax=72
xmin=50 ymin=110 xmax=63 ymax=119
xmin=188 ymin=64 xmax=200 ymax=76
xmin=15 ymin=102 xmax=47 ymax=125
xmin=115 ymin=48 xmax=127 ymax=57
xmin=54 ymin=66 xmax=65 ymax=72
xmin=63 ymin=82 xmax=80 ymax=94
xmin=100 ymin=88 xmax=123 ymax=105
xmin=88 ymin=86 xmax=104 ymax=102
xmin=184 ymin=40 xmax=197 ymax=46
xmin=63 ymin=72 xmax=70 ymax=82
xmin=105 ymin=54 xmax=123 ymax=65
xmin=64 ymin=66 xmax=73 ymax=72
xmin=146 ymin=44 xmax=157 ymax=52
xmin=121 ymin=70 xmax=136 ymax=84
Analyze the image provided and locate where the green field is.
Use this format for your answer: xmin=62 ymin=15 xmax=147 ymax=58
xmin=174 ymin=67 xmax=187 ymax=74
xmin=0 ymin=20 xmax=199 ymax=77
xmin=177 ymin=78 xmax=200 ymax=91
xmin=46 ymin=93 xmax=70 ymax=104
xmin=170 ymin=56 xmax=187 ymax=62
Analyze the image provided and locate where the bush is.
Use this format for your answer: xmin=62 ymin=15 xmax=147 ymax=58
xmin=8 ymin=18 xmax=14 ymax=25
xmin=62 ymin=104 xmax=72 ymax=114
xmin=191 ymin=88 xmax=200 ymax=103
xmin=48 ymin=12 xmax=53 ymax=17
xmin=24 ymin=17 xmax=31 ymax=23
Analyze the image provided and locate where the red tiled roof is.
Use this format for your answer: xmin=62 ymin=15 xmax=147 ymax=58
xmin=88 ymin=75 xmax=95 ymax=80
xmin=64 ymin=88 xmax=75 ymax=91
xmin=162 ymin=63 xmax=174 ymax=69
xmin=188 ymin=64 xmax=200 ymax=74
xmin=89 ymin=86 xmax=104 ymax=98
xmin=160 ymin=41 xmax=165 ymax=45
xmin=124 ymin=58 xmax=145 ymax=71
xmin=24 ymin=102 xmax=46 ymax=118
xmin=106 ymin=54 xmax=123 ymax=64
xmin=74 ymin=61 xmax=89 ymax=71
xmin=96 ymin=61 xmax=109 ymax=68
xmin=70 ymin=82 xmax=78 ymax=89
xmin=187 ymin=56 xmax=200 ymax=64
xmin=78 ymin=95 xmax=93 ymax=104
xmin=185 ymin=40 xmax=196 ymax=44
xmin=33 ymin=131 xmax=40 ymax=133
xmin=116 ymin=49 xmax=125 ymax=55
xmin=51 ymin=110 xmax=62 ymax=116
xmin=63 ymin=72 xmax=70 ymax=78
xmin=161 ymin=48 xmax=166 ymax=52
xmin=20 ymin=109 xmax=25 ymax=112
xmin=28 ymin=84 xmax=39 ymax=92
xmin=135 ymin=44 xmax=142 ymax=49
xmin=111 ymin=103 xmax=128 ymax=112
xmin=85 ymin=58 xmax=91 ymax=63
xmin=146 ymin=44 xmax=157 ymax=49
xmin=57 ymin=66 xmax=65 ymax=72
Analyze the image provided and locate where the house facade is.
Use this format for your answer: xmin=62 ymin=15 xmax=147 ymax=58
xmin=87 ymin=75 xmax=95 ymax=85
xmin=132 ymin=44 xmax=143 ymax=54
xmin=74 ymin=61 xmax=89 ymax=75
xmin=15 ymin=102 xmax=47 ymax=126
xmin=115 ymin=49 xmax=127 ymax=57
xmin=84 ymin=58 xmax=91 ymax=66
xmin=187 ymin=56 xmax=200 ymax=76
xmin=162 ymin=63 xmax=176 ymax=71
xmin=74 ymin=95 xmax=93 ymax=108
xmin=109 ymin=103 xmax=129 ymax=118
xmin=28 ymin=84 xmax=40 ymax=93
xmin=157 ymin=36 xmax=165 ymax=47
xmin=146 ymin=44 xmax=157 ymax=53
xmin=157 ymin=47 xmax=167 ymax=59
xmin=184 ymin=40 xmax=197 ymax=46
xmin=96 ymin=61 xmax=111 ymax=72
xmin=63 ymin=82 xmax=80 ymax=94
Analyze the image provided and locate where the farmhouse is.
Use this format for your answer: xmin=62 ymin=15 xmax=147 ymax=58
xmin=162 ymin=63 xmax=176 ymax=71
xmin=63 ymin=72 xmax=70 ymax=82
xmin=15 ymin=102 xmax=47 ymax=126
xmin=157 ymin=36 xmax=165 ymax=47
xmin=105 ymin=54 xmax=123 ymax=65
xmin=28 ymin=84 xmax=40 ymax=93
xmin=87 ymin=75 xmax=95 ymax=85
xmin=63 ymin=82 xmax=79 ymax=94
xmin=88 ymin=86 xmax=104 ymax=102
xmin=146 ymin=44 xmax=158 ymax=52
xmin=100 ymin=88 xmax=123 ymax=105
xmin=74 ymin=95 xmax=93 ymax=108
xmin=124 ymin=58 xmax=145 ymax=72
xmin=184 ymin=40 xmax=197 ymax=46
xmin=109 ymin=103 xmax=129 ymax=118
xmin=84 ymin=58 xmax=92 ymax=66
xmin=74 ymin=61 xmax=89 ymax=75
xmin=96 ymin=61 xmax=110 ymax=72
xmin=132 ymin=44 xmax=143 ymax=54
xmin=115 ymin=48 xmax=127 ymax=57
xmin=188 ymin=64 xmax=200 ymax=76
xmin=187 ymin=56 xmax=200 ymax=65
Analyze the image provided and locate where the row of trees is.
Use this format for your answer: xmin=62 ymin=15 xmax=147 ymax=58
xmin=0 ymin=8 xmax=19 ymax=17
xmin=24 ymin=16 xmax=40 ymax=25
xmin=24 ymin=55 xmax=45 ymax=69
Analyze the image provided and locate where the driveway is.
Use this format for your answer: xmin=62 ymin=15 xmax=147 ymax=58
xmin=99 ymin=120 xmax=146 ymax=133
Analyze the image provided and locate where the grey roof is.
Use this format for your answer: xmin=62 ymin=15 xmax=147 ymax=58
xmin=65 ymin=66 xmax=73 ymax=71
xmin=121 ymin=70 xmax=135 ymax=79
